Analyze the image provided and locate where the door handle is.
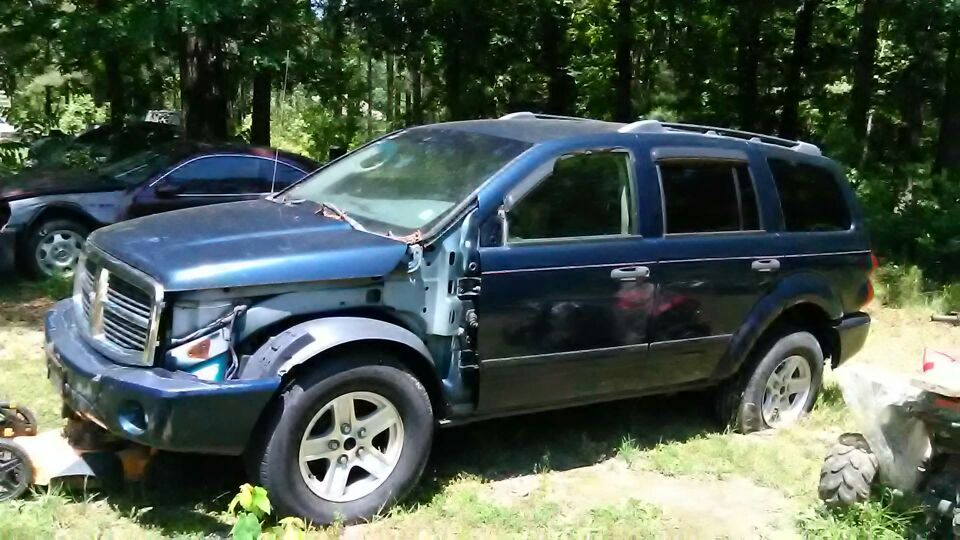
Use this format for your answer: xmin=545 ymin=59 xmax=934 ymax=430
xmin=751 ymin=259 xmax=781 ymax=273
xmin=610 ymin=266 xmax=650 ymax=281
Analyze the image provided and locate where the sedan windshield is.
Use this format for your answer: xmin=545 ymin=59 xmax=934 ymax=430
xmin=285 ymin=128 xmax=531 ymax=236
xmin=97 ymin=149 xmax=178 ymax=185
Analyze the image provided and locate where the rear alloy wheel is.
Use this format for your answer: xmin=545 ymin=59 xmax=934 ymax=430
xmin=724 ymin=329 xmax=824 ymax=433
xmin=26 ymin=219 xmax=89 ymax=278
xmin=761 ymin=355 xmax=813 ymax=428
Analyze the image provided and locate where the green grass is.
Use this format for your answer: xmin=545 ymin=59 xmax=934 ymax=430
xmin=0 ymin=279 xmax=956 ymax=537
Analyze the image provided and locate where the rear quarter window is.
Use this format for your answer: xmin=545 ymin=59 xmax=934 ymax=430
xmin=768 ymin=158 xmax=851 ymax=232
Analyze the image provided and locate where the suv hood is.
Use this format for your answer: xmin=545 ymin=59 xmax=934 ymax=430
xmin=89 ymin=199 xmax=409 ymax=291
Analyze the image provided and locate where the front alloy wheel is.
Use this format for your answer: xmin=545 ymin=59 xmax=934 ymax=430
xmin=299 ymin=391 xmax=404 ymax=503
xmin=249 ymin=349 xmax=434 ymax=524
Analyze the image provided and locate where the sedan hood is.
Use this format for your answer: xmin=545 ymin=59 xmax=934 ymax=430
xmin=0 ymin=167 xmax=125 ymax=200
xmin=89 ymin=199 xmax=409 ymax=291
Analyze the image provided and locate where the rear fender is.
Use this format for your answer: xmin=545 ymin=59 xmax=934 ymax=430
xmin=713 ymin=272 xmax=843 ymax=380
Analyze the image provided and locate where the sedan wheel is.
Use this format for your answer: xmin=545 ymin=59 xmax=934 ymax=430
xmin=35 ymin=229 xmax=85 ymax=277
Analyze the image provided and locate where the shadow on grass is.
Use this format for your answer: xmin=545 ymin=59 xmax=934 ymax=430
xmin=48 ymin=391 xmax=720 ymax=535
xmin=406 ymin=390 xmax=721 ymax=508
xmin=0 ymin=276 xmax=72 ymax=328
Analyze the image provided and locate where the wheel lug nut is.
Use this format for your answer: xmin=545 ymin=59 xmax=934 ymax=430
xmin=356 ymin=447 xmax=364 ymax=456
xmin=358 ymin=428 xmax=367 ymax=438
xmin=341 ymin=423 xmax=351 ymax=435
xmin=328 ymin=440 xmax=340 ymax=450
xmin=338 ymin=455 xmax=348 ymax=465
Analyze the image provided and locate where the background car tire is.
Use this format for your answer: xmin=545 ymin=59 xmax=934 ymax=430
xmin=23 ymin=218 xmax=89 ymax=279
xmin=720 ymin=328 xmax=824 ymax=433
xmin=247 ymin=348 xmax=434 ymax=525
xmin=818 ymin=433 xmax=878 ymax=508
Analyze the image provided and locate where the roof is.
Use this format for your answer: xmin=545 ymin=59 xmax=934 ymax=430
xmin=420 ymin=114 xmax=823 ymax=157
xmin=419 ymin=118 xmax=625 ymax=144
xmin=163 ymin=141 xmax=320 ymax=170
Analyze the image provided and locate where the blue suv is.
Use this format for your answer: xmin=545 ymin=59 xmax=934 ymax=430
xmin=44 ymin=113 xmax=873 ymax=522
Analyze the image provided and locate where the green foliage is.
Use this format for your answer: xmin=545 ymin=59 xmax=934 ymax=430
xmin=227 ymin=484 xmax=307 ymax=540
xmin=796 ymin=493 xmax=924 ymax=539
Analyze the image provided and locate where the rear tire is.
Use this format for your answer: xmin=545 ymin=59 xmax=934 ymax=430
xmin=818 ymin=433 xmax=879 ymax=508
xmin=720 ymin=329 xmax=824 ymax=433
xmin=23 ymin=218 xmax=89 ymax=279
xmin=247 ymin=349 xmax=434 ymax=525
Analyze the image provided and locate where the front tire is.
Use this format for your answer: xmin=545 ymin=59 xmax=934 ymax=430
xmin=24 ymin=218 xmax=89 ymax=279
xmin=818 ymin=433 xmax=878 ymax=508
xmin=721 ymin=329 xmax=824 ymax=433
xmin=248 ymin=349 xmax=434 ymax=524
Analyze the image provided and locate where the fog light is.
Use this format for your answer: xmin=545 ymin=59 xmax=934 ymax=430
xmin=117 ymin=401 xmax=147 ymax=436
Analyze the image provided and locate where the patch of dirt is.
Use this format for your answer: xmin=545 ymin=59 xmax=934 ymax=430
xmin=486 ymin=459 xmax=798 ymax=539
xmin=346 ymin=458 xmax=798 ymax=538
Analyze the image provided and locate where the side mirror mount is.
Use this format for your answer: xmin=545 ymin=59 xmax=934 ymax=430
xmin=155 ymin=183 xmax=182 ymax=198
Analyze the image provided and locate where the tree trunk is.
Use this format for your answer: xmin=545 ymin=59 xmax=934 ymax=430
xmin=366 ymin=54 xmax=374 ymax=137
xmin=935 ymin=19 xmax=960 ymax=172
xmin=780 ymin=0 xmax=820 ymax=139
xmin=849 ymin=0 xmax=885 ymax=141
xmin=736 ymin=1 xmax=764 ymax=131
xmin=541 ymin=1 xmax=575 ymax=115
xmin=251 ymin=68 xmax=272 ymax=146
xmin=409 ymin=53 xmax=424 ymax=125
xmin=613 ymin=0 xmax=634 ymax=122
xmin=386 ymin=54 xmax=395 ymax=124
xmin=180 ymin=26 xmax=228 ymax=141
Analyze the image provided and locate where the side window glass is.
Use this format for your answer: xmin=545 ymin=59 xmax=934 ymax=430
xmin=660 ymin=162 xmax=761 ymax=234
xmin=508 ymin=152 xmax=633 ymax=242
xmin=259 ymin=160 xmax=307 ymax=190
xmin=166 ymin=156 xmax=264 ymax=194
xmin=768 ymin=158 xmax=851 ymax=232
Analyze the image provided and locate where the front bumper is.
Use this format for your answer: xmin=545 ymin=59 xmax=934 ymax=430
xmin=834 ymin=312 xmax=871 ymax=366
xmin=44 ymin=299 xmax=280 ymax=455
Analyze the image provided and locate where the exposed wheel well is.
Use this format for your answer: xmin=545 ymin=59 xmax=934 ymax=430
xmin=279 ymin=339 xmax=445 ymax=419
xmin=760 ymin=303 xmax=840 ymax=368
xmin=23 ymin=205 xmax=101 ymax=239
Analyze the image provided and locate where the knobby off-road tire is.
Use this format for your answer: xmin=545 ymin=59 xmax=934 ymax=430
xmin=0 ymin=439 xmax=32 ymax=502
xmin=818 ymin=433 xmax=879 ymax=508
xmin=718 ymin=329 xmax=824 ymax=434
xmin=247 ymin=349 xmax=434 ymax=525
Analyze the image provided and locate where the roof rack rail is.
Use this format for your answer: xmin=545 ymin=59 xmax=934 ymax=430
xmin=661 ymin=122 xmax=822 ymax=156
xmin=618 ymin=119 xmax=666 ymax=134
xmin=499 ymin=112 xmax=591 ymax=122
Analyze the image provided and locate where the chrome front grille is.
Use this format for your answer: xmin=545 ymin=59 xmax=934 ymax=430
xmin=75 ymin=247 xmax=164 ymax=366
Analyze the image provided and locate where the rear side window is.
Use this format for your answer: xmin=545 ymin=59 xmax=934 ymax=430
xmin=659 ymin=162 xmax=760 ymax=234
xmin=768 ymin=159 xmax=851 ymax=232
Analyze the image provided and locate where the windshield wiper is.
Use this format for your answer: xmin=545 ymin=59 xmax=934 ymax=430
xmin=317 ymin=201 xmax=366 ymax=232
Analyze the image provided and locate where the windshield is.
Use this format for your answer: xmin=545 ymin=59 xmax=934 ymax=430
xmin=286 ymin=128 xmax=531 ymax=236
xmin=97 ymin=149 xmax=178 ymax=185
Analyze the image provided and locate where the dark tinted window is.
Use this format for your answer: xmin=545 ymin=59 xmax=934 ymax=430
xmin=768 ymin=159 xmax=850 ymax=232
xmin=660 ymin=162 xmax=761 ymax=234
xmin=260 ymin=161 xmax=306 ymax=190
xmin=167 ymin=156 xmax=266 ymax=194
xmin=508 ymin=152 xmax=633 ymax=241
